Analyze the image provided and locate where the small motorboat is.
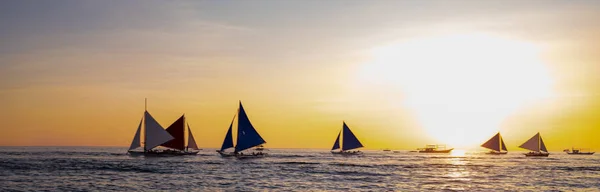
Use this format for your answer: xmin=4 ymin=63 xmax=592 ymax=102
xmin=417 ymin=144 xmax=453 ymax=153
xmin=564 ymin=148 xmax=595 ymax=155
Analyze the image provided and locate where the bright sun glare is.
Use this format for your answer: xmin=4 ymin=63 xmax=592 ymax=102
xmin=359 ymin=33 xmax=554 ymax=148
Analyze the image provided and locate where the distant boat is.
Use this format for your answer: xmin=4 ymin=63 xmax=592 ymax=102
xmin=331 ymin=121 xmax=364 ymax=155
xmin=519 ymin=132 xmax=549 ymax=157
xmin=383 ymin=149 xmax=391 ymax=152
xmin=216 ymin=101 xmax=268 ymax=158
xmin=481 ymin=132 xmax=508 ymax=155
xmin=417 ymin=144 xmax=453 ymax=153
xmin=564 ymin=147 xmax=595 ymax=155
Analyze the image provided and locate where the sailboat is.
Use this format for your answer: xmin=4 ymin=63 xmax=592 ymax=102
xmin=519 ymin=132 xmax=549 ymax=157
xmin=216 ymin=101 xmax=268 ymax=158
xmin=127 ymin=99 xmax=175 ymax=156
xmin=331 ymin=121 xmax=365 ymax=155
xmin=158 ymin=114 xmax=200 ymax=155
xmin=481 ymin=132 xmax=508 ymax=155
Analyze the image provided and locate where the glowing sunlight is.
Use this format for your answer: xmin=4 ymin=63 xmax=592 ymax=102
xmin=359 ymin=33 xmax=555 ymax=148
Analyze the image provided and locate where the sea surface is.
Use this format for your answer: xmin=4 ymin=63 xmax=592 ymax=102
xmin=1 ymin=147 xmax=599 ymax=191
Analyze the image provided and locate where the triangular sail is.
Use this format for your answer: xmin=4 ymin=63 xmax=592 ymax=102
xmin=341 ymin=122 xmax=364 ymax=151
xmin=160 ymin=115 xmax=186 ymax=150
xmin=144 ymin=111 xmax=174 ymax=150
xmin=128 ymin=117 xmax=143 ymax=150
xmin=187 ymin=124 xmax=199 ymax=150
xmin=481 ymin=133 xmax=501 ymax=152
xmin=519 ymin=133 xmax=540 ymax=152
xmin=501 ymin=136 xmax=507 ymax=151
xmin=540 ymin=135 xmax=547 ymax=152
xmin=234 ymin=102 xmax=267 ymax=152
xmin=331 ymin=131 xmax=341 ymax=150
xmin=220 ymin=116 xmax=235 ymax=151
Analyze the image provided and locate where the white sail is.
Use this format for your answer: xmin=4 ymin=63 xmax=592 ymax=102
xmin=144 ymin=111 xmax=174 ymax=150
xmin=128 ymin=117 xmax=143 ymax=150
xmin=519 ymin=133 xmax=541 ymax=152
xmin=187 ymin=124 xmax=199 ymax=150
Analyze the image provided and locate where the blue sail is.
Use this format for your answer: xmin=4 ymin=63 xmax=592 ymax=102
xmin=331 ymin=131 xmax=341 ymax=150
xmin=234 ymin=101 xmax=266 ymax=152
xmin=341 ymin=122 xmax=364 ymax=151
xmin=220 ymin=117 xmax=235 ymax=151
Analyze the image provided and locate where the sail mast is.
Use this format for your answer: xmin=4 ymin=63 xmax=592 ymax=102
xmin=498 ymin=133 xmax=501 ymax=152
xmin=234 ymin=101 xmax=267 ymax=152
xmin=144 ymin=98 xmax=147 ymax=152
xmin=538 ymin=132 xmax=542 ymax=152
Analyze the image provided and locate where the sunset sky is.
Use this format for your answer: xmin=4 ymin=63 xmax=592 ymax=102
xmin=1 ymin=0 xmax=599 ymax=151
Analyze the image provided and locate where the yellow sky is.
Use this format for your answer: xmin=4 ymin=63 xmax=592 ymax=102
xmin=1 ymin=1 xmax=599 ymax=151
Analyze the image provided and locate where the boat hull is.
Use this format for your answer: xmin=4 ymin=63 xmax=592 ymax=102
xmin=331 ymin=151 xmax=363 ymax=155
xmin=216 ymin=150 xmax=236 ymax=157
xmin=128 ymin=150 xmax=199 ymax=157
xmin=235 ymin=153 xmax=267 ymax=159
xmin=217 ymin=150 xmax=267 ymax=158
xmin=524 ymin=152 xmax=549 ymax=157
xmin=418 ymin=148 xmax=454 ymax=153
xmin=485 ymin=151 xmax=508 ymax=155
xmin=566 ymin=152 xmax=595 ymax=155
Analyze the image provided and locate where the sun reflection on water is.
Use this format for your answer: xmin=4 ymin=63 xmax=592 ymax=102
xmin=451 ymin=149 xmax=466 ymax=156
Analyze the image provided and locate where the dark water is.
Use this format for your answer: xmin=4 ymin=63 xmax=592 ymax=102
xmin=1 ymin=147 xmax=599 ymax=191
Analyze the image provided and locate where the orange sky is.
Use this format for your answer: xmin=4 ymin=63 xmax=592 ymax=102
xmin=1 ymin=1 xmax=599 ymax=151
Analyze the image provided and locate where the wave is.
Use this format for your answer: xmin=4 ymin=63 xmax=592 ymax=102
xmin=551 ymin=166 xmax=600 ymax=172
xmin=328 ymin=162 xmax=374 ymax=168
xmin=0 ymin=158 xmax=172 ymax=174
xmin=270 ymin=154 xmax=318 ymax=159
xmin=274 ymin=161 xmax=321 ymax=165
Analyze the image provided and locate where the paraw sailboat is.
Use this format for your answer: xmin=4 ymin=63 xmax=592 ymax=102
xmin=127 ymin=99 xmax=199 ymax=156
xmin=216 ymin=101 xmax=268 ymax=158
xmin=331 ymin=121 xmax=364 ymax=155
xmin=519 ymin=132 xmax=549 ymax=157
xmin=481 ymin=132 xmax=508 ymax=155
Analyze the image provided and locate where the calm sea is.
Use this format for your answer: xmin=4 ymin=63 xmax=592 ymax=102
xmin=1 ymin=147 xmax=599 ymax=191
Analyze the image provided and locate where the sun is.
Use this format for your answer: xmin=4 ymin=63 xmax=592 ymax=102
xmin=358 ymin=33 xmax=554 ymax=148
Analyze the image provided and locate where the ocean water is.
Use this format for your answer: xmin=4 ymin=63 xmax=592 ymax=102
xmin=1 ymin=147 xmax=599 ymax=191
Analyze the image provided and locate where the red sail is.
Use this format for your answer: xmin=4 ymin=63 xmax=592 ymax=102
xmin=160 ymin=115 xmax=186 ymax=150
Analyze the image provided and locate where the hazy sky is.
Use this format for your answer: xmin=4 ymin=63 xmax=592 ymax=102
xmin=1 ymin=0 xmax=599 ymax=150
